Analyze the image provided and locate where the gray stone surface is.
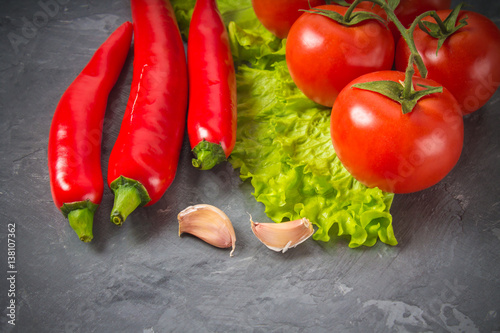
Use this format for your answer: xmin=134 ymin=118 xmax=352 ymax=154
xmin=0 ymin=0 xmax=499 ymax=332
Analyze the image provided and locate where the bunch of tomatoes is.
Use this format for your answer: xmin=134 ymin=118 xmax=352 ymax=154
xmin=252 ymin=0 xmax=500 ymax=194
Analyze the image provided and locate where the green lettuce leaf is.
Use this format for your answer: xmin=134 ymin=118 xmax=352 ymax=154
xmin=172 ymin=0 xmax=397 ymax=247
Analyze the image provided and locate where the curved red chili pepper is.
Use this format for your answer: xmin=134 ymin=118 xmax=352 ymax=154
xmin=187 ymin=0 xmax=237 ymax=170
xmin=48 ymin=22 xmax=133 ymax=242
xmin=107 ymin=0 xmax=188 ymax=225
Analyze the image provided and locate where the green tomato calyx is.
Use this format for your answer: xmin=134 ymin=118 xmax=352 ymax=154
xmin=418 ymin=2 xmax=468 ymax=55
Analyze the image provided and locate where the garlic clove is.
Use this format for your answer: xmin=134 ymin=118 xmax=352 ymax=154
xmin=249 ymin=214 xmax=314 ymax=253
xmin=178 ymin=204 xmax=236 ymax=256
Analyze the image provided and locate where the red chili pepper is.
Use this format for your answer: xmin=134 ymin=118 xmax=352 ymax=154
xmin=107 ymin=0 xmax=188 ymax=225
xmin=187 ymin=0 xmax=237 ymax=170
xmin=48 ymin=22 xmax=133 ymax=242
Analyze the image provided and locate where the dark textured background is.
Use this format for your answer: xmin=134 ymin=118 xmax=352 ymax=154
xmin=1 ymin=0 xmax=499 ymax=332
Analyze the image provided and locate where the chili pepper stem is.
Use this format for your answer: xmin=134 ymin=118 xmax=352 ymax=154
xmin=192 ymin=140 xmax=227 ymax=170
xmin=68 ymin=208 xmax=94 ymax=242
xmin=110 ymin=185 xmax=142 ymax=225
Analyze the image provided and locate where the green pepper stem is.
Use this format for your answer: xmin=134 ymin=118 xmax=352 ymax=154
xmin=68 ymin=208 xmax=94 ymax=242
xmin=110 ymin=185 xmax=142 ymax=225
xmin=192 ymin=140 xmax=227 ymax=170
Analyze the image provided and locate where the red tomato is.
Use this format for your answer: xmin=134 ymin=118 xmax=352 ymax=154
xmin=330 ymin=71 xmax=464 ymax=194
xmin=286 ymin=4 xmax=394 ymax=107
xmin=395 ymin=10 xmax=500 ymax=115
xmin=396 ymin=0 xmax=450 ymax=24
xmin=346 ymin=0 xmax=451 ymax=41
xmin=251 ymin=0 xmax=326 ymax=39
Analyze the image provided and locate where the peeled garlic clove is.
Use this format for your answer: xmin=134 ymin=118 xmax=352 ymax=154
xmin=249 ymin=214 xmax=314 ymax=253
xmin=178 ymin=204 xmax=236 ymax=256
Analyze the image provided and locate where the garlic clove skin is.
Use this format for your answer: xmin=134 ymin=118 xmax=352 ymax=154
xmin=249 ymin=214 xmax=314 ymax=253
xmin=178 ymin=204 xmax=236 ymax=256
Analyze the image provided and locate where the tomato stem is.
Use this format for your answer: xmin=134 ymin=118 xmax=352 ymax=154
xmin=345 ymin=1 xmax=444 ymax=114
xmin=429 ymin=11 xmax=449 ymax=33
xmin=344 ymin=0 xmax=362 ymax=21
xmin=417 ymin=3 xmax=468 ymax=56
xmin=402 ymin=54 xmax=415 ymax=99
xmin=395 ymin=10 xmax=447 ymax=92
xmin=351 ymin=0 xmax=433 ymax=78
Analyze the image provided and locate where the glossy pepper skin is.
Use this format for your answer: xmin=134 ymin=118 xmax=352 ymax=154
xmin=187 ymin=0 xmax=237 ymax=170
xmin=48 ymin=22 xmax=133 ymax=242
xmin=107 ymin=0 xmax=188 ymax=225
